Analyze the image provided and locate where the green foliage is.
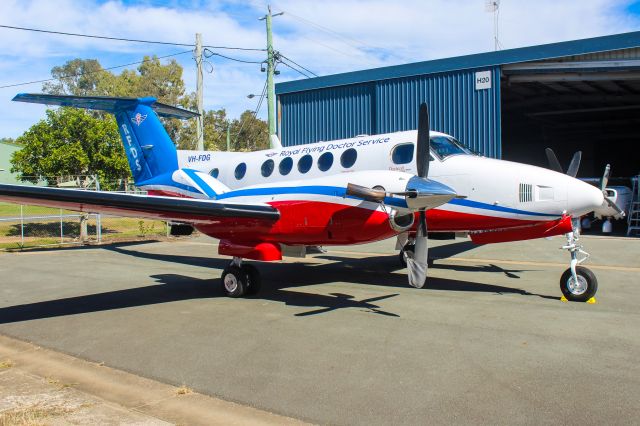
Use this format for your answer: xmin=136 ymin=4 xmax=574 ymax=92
xmin=11 ymin=108 xmax=129 ymax=188
xmin=12 ymin=56 xmax=268 ymax=185
xmin=0 ymin=137 xmax=16 ymax=145
xmin=230 ymin=111 xmax=269 ymax=151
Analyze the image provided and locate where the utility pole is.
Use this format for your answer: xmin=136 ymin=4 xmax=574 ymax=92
xmin=195 ymin=33 xmax=204 ymax=150
xmin=259 ymin=6 xmax=283 ymax=139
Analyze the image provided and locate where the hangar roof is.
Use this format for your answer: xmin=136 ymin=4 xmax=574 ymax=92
xmin=276 ymin=31 xmax=640 ymax=95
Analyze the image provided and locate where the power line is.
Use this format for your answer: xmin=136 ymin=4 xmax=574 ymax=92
xmin=233 ymin=79 xmax=268 ymax=149
xmin=0 ymin=24 xmax=266 ymax=51
xmin=278 ymin=60 xmax=311 ymax=78
xmin=203 ymin=48 xmax=265 ymax=64
xmin=278 ymin=54 xmax=318 ymax=77
xmin=0 ymin=50 xmax=192 ymax=89
xmin=275 ymin=8 xmax=379 ymax=51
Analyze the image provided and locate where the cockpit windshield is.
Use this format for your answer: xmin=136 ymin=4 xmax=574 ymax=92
xmin=430 ymin=136 xmax=471 ymax=159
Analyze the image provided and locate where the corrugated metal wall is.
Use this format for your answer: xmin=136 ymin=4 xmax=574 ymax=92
xmin=278 ymin=84 xmax=373 ymax=146
xmin=278 ymin=66 xmax=502 ymax=158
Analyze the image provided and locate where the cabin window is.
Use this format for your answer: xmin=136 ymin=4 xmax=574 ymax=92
xmin=279 ymin=157 xmax=293 ymax=175
xmin=318 ymin=152 xmax=334 ymax=171
xmin=298 ymin=154 xmax=313 ymax=174
xmin=234 ymin=163 xmax=247 ymax=180
xmin=340 ymin=148 xmax=358 ymax=168
xmin=392 ymin=143 xmax=414 ymax=164
xmin=261 ymin=159 xmax=274 ymax=177
xmin=209 ymin=168 xmax=219 ymax=178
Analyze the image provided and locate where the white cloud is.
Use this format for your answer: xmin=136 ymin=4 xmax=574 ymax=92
xmin=0 ymin=0 xmax=639 ymax=138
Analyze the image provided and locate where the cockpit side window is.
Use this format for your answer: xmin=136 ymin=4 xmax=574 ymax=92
xmin=391 ymin=143 xmax=414 ymax=165
xmin=430 ymin=136 xmax=471 ymax=159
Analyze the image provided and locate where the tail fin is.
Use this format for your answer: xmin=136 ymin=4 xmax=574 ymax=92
xmin=12 ymin=93 xmax=198 ymax=184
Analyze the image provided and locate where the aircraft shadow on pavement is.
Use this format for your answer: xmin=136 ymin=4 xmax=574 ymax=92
xmin=0 ymin=244 xmax=557 ymax=324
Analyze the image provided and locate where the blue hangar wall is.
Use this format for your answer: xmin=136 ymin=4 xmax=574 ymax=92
xmin=276 ymin=66 xmax=502 ymax=158
xmin=275 ymin=31 xmax=640 ymax=161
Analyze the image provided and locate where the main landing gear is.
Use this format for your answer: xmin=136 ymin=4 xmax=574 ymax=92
xmin=221 ymin=257 xmax=261 ymax=298
xmin=559 ymin=220 xmax=598 ymax=302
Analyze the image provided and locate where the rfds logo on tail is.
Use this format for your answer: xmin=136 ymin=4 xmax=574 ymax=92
xmin=131 ymin=113 xmax=147 ymax=126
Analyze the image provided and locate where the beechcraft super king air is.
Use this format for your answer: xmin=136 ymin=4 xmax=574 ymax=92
xmin=0 ymin=94 xmax=608 ymax=301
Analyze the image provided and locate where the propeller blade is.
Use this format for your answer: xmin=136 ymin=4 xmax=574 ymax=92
xmin=406 ymin=210 xmax=429 ymax=288
xmin=346 ymin=183 xmax=386 ymax=203
xmin=545 ymin=148 xmax=563 ymax=174
xmin=416 ymin=103 xmax=430 ymax=179
xmin=604 ymin=196 xmax=625 ymax=217
xmin=566 ymin=151 xmax=582 ymax=178
xmin=600 ymin=164 xmax=610 ymax=191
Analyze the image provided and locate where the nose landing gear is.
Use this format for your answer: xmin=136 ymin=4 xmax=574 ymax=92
xmin=560 ymin=221 xmax=598 ymax=302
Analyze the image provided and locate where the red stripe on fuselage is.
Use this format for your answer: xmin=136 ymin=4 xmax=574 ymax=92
xmin=189 ymin=198 xmax=547 ymax=245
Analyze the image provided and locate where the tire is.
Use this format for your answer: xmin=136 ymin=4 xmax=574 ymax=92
xmin=399 ymin=243 xmax=415 ymax=267
xmin=560 ymin=266 xmax=598 ymax=302
xmin=242 ymin=264 xmax=261 ymax=295
xmin=221 ymin=265 xmax=247 ymax=298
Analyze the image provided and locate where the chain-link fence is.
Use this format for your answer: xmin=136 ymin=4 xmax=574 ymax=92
xmin=0 ymin=176 xmax=174 ymax=250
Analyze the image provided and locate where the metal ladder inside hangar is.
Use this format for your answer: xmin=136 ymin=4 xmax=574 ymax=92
xmin=628 ymin=175 xmax=640 ymax=236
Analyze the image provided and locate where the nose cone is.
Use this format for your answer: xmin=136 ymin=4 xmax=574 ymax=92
xmin=567 ymin=178 xmax=604 ymax=216
xmin=405 ymin=176 xmax=458 ymax=210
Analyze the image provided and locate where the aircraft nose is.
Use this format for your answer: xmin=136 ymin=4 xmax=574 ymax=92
xmin=567 ymin=178 xmax=604 ymax=216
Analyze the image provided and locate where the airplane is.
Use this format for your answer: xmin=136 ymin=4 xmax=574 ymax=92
xmin=0 ymin=93 xmax=606 ymax=302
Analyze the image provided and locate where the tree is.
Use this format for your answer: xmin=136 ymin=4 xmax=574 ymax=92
xmin=12 ymin=56 xmax=269 ymax=185
xmin=0 ymin=137 xmax=16 ymax=145
xmin=229 ymin=111 xmax=269 ymax=151
xmin=11 ymin=108 xmax=129 ymax=188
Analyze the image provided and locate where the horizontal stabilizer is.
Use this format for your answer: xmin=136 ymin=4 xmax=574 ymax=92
xmin=12 ymin=93 xmax=199 ymax=119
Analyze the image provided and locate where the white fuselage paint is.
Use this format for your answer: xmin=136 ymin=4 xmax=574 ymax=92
xmin=174 ymin=130 xmax=603 ymax=223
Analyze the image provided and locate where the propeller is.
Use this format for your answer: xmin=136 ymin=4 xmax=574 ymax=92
xmin=345 ymin=103 xmax=457 ymax=289
xmin=405 ymin=103 xmax=431 ymax=288
xmin=545 ymin=148 xmax=582 ymax=178
xmin=600 ymin=164 xmax=625 ymax=217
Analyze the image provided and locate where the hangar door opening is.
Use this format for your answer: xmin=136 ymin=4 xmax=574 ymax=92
xmin=500 ymin=54 xmax=640 ymax=179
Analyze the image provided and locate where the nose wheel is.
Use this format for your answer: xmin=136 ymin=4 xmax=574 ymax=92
xmin=221 ymin=257 xmax=262 ymax=298
xmin=560 ymin=220 xmax=598 ymax=302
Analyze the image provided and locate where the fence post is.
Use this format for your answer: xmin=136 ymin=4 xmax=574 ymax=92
xmin=80 ymin=214 xmax=88 ymax=243
xmin=20 ymin=204 xmax=24 ymax=248
xmin=60 ymin=208 xmax=63 ymax=244
xmin=95 ymin=175 xmax=102 ymax=243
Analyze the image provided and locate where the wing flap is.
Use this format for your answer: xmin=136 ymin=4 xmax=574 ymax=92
xmin=0 ymin=184 xmax=279 ymax=223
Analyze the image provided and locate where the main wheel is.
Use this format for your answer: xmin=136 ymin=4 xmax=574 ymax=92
xmin=242 ymin=264 xmax=261 ymax=295
xmin=221 ymin=265 xmax=248 ymax=298
xmin=560 ymin=266 xmax=598 ymax=302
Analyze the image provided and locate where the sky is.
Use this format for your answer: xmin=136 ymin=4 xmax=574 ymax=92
xmin=1 ymin=0 xmax=640 ymax=139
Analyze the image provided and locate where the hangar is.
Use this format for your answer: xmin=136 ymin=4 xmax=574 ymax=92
xmin=275 ymin=31 xmax=640 ymax=179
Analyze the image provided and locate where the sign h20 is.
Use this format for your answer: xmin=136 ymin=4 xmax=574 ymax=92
xmin=475 ymin=71 xmax=492 ymax=90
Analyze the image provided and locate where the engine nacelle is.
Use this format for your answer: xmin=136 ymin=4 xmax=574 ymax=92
xmin=389 ymin=210 xmax=415 ymax=232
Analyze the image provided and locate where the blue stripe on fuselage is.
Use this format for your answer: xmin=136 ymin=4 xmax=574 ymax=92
xmin=181 ymin=168 xmax=218 ymax=199
xmin=216 ymin=185 xmax=560 ymax=217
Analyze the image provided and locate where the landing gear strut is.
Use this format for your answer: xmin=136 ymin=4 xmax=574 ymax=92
xmin=399 ymin=240 xmax=434 ymax=268
xmin=560 ymin=220 xmax=598 ymax=302
xmin=221 ymin=257 xmax=261 ymax=297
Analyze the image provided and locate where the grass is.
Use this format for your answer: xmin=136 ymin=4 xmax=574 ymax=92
xmin=0 ymin=202 xmax=75 ymax=218
xmin=0 ymin=405 xmax=74 ymax=426
xmin=175 ymin=385 xmax=193 ymax=395
xmin=0 ymin=359 xmax=14 ymax=369
xmin=0 ymin=205 xmax=168 ymax=250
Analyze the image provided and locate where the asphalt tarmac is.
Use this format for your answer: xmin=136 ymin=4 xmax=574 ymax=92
xmin=0 ymin=235 xmax=638 ymax=425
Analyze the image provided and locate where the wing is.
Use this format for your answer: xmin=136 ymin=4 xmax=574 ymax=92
xmin=0 ymin=184 xmax=279 ymax=224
